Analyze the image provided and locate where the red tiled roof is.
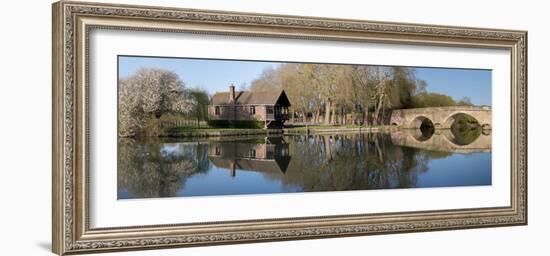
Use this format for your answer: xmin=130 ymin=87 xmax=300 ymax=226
xmin=211 ymin=90 xmax=289 ymax=106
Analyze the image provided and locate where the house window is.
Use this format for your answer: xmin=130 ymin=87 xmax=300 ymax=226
xmin=266 ymin=106 xmax=274 ymax=114
xmin=250 ymin=149 xmax=256 ymax=158
xmin=215 ymin=146 xmax=220 ymax=155
xmin=215 ymin=106 xmax=220 ymax=115
xmin=249 ymin=106 xmax=255 ymax=115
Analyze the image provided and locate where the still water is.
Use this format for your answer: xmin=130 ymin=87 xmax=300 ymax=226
xmin=118 ymin=130 xmax=491 ymax=199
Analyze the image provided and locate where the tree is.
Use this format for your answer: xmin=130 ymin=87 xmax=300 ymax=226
xmin=371 ymin=67 xmax=395 ymax=125
xmin=250 ymin=63 xmax=425 ymax=126
xmin=118 ymin=138 xmax=210 ymax=198
xmin=350 ymin=66 xmax=376 ymax=125
xmin=119 ymin=68 xmax=196 ymax=137
xmin=282 ymin=64 xmax=316 ymax=123
xmin=250 ymin=67 xmax=282 ymax=91
xmin=237 ymin=82 xmax=249 ymax=92
xmin=456 ymin=96 xmax=474 ymax=106
xmin=412 ymin=92 xmax=456 ymax=108
xmin=188 ymin=87 xmax=210 ymax=124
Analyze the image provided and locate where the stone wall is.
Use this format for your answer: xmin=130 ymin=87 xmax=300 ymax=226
xmin=390 ymin=106 xmax=492 ymax=129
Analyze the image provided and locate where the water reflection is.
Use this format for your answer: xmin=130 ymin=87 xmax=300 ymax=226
xmin=209 ymin=137 xmax=291 ymax=177
xmin=118 ymin=129 xmax=491 ymax=199
xmin=391 ymin=128 xmax=491 ymax=153
xmin=117 ymin=138 xmax=209 ymax=198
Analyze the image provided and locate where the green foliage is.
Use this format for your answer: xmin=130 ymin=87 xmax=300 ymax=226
xmin=411 ymin=92 xmax=457 ymax=108
xmin=412 ymin=94 xmax=477 ymax=108
xmin=164 ymin=125 xmax=210 ymax=134
xmin=454 ymin=114 xmax=480 ymax=126
xmin=207 ymin=120 xmax=265 ymax=129
xmin=450 ymin=126 xmax=481 ymax=145
xmin=448 ymin=114 xmax=481 ymax=145
xmin=187 ymin=87 xmax=210 ymax=121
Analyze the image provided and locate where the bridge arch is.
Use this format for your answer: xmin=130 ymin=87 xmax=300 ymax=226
xmin=442 ymin=112 xmax=480 ymax=129
xmin=409 ymin=116 xmax=436 ymax=141
xmin=409 ymin=115 xmax=434 ymax=130
xmin=390 ymin=106 xmax=492 ymax=130
xmin=409 ymin=128 xmax=433 ymax=142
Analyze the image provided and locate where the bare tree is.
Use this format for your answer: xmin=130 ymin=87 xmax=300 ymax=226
xmin=250 ymin=63 xmax=424 ymax=126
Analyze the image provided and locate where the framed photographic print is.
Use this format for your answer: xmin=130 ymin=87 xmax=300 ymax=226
xmin=52 ymin=1 xmax=527 ymax=255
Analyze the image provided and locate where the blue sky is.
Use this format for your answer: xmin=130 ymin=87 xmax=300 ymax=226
xmin=119 ymin=56 xmax=491 ymax=106
xmin=119 ymin=56 xmax=280 ymax=93
xmin=415 ymin=67 xmax=491 ymax=106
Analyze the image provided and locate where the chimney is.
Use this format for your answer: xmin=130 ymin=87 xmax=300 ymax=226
xmin=229 ymin=84 xmax=235 ymax=103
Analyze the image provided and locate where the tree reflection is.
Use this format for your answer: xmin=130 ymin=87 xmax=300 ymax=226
xmin=119 ymin=133 xmax=466 ymax=199
xmin=265 ymin=133 xmax=453 ymax=192
xmin=448 ymin=126 xmax=481 ymax=145
xmin=117 ymin=138 xmax=210 ymax=198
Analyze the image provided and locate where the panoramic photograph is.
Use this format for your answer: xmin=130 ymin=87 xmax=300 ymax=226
xmin=117 ymin=56 xmax=492 ymax=199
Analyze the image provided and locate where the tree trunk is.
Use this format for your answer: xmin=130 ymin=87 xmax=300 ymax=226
xmin=323 ymin=135 xmax=333 ymax=162
xmin=324 ymin=99 xmax=332 ymax=125
xmin=363 ymin=107 xmax=369 ymax=126
xmin=340 ymin=107 xmax=345 ymax=124
xmin=374 ymin=134 xmax=384 ymax=162
xmin=374 ymin=97 xmax=383 ymax=125
xmin=331 ymin=107 xmax=337 ymax=125
xmin=314 ymin=109 xmax=320 ymax=124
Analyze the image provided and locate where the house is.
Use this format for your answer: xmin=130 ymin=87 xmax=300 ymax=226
xmin=208 ymin=137 xmax=292 ymax=177
xmin=208 ymin=85 xmax=291 ymax=128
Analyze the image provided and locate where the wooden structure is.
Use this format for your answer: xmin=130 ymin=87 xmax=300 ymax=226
xmin=208 ymin=85 xmax=291 ymax=128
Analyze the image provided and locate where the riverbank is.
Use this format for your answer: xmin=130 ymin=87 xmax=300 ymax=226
xmin=163 ymin=127 xmax=282 ymax=137
xmin=162 ymin=125 xmax=392 ymax=138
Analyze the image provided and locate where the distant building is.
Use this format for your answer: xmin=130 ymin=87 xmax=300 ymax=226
xmin=208 ymin=85 xmax=291 ymax=128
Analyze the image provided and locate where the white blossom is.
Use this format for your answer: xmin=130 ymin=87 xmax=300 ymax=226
xmin=119 ymin=68 xmax=196 ymax=137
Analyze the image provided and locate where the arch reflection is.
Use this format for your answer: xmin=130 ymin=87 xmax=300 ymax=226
xmin=118 ymin=132 xmax=492 ymax=199
xmin=391 ymin=128 xmax=491 ymax=153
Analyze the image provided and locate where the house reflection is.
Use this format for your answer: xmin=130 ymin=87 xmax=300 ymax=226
xmin=208 ymin=137 xmax=292 ymax=177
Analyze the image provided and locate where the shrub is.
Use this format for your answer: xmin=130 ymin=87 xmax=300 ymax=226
xmin=207 ymin=120 xmax=264 ymax=129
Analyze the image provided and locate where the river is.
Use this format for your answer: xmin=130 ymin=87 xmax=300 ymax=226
xmin=117 ymin=129 xmax=491 ymax=199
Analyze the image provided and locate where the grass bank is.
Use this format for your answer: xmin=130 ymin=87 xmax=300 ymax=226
xmin=284 ymin=125 xmax=388 ymax=135
xmin=163 ymin=125 xmax=392 ymax=137
xmin=163 ymin=126 xmax=283 ymax=137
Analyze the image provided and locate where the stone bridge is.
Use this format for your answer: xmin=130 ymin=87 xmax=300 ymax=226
xmin=389 ymin=106 xmax=492 ymax=129
xmin=390 ymin=129 xmax=492 ymax=154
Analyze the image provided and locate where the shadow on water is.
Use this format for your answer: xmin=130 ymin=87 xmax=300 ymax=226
xmin=417 ymin=119 xmax=435 ymax=141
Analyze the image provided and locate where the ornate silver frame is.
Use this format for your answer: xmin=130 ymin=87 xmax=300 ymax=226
xmin=52 ymin=1 xmax=527 ymax=255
